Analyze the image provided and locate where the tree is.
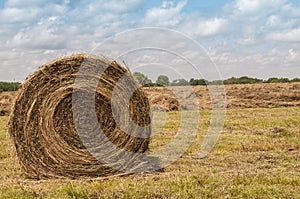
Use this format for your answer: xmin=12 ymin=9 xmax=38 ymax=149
xmin=237 ymin=76 xmax=263 ymax=84
xmin=0 ymin=82 xmax=21 ymax=92
xmin=223 ymin=77 xmax=238 ymax=84
xmin=133 ymin=72 xmax=152 ymax=86
xmin=208 ymin=80 xmax=224 ymax=85
xmin=291 ymin=78 xmax=300 ymax=82
xmin=170 ymin=79 xmax=189 ymax=86
xmin=156 ymin=75 xmax=169 ymax=86
xmin=189 ymin=78 xmax=207 ymax=86
xmin=279 ymin=78 xmax=290 ymax=83
xmin=264 ymin=77 xmax=290 ymax=83
xmin=224 ymin=76 xmax=263 ymax=84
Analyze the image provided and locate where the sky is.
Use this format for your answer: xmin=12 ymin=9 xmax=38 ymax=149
xmin=0 ymin=0 xmax=300 ymax=81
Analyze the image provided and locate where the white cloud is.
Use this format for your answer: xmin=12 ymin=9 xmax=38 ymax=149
xmin=265 ymin=15 xmax=298 ymax=30
xmin=235 ymin=0 xmax=262 ymax=14
xmin=233 ymin=0 xmax=287 ymax=16
xmin=286 ymin=48 xmax=300 ymax=64
xmin=199 ymin=18 xmax=228 ymax=37
xmin=0 ymin=7 xmax=40 ymax=24
xmin=101 ymin=0 xmax=146 ymax=13
xmin=266 ymin=28 xmax=300 ymax=42
xmin=7 ymin=29 xmax=66 ymax=50
xmin=182 ymin=17 xmax=228 ymax=38
xmin=266 ymin=15 xmax=281 ymax=27
xmin=237 ymin=37 xmax=257 ymax=45
xmin=0 ymin=0 xmax=149 ymax=81
xmin=0 ymin=0 xmax=300 ymax=81
xmin=143 ymin=0 xmax=187 ymax=26
xmin=222 ymin=0 xmax=300 ymax=47
xmin=281 ymin=3 xmax=300 ymax=17
xmin=5 ymin=0 xmax=50 ymax=8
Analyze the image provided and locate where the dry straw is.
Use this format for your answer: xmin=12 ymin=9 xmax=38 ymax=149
xmin=149 ymin=93 xmax=180 ymax=112
xmin=8 ymin=54 xmax=156 ymax=179
xmin=143 ymin=87 xmax=180 ymax=112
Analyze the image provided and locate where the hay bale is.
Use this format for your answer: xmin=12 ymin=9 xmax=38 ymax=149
xmin=8 ymin=54 xmax=155 ymax=179
xmin=0 ymin=92 xmax=16 ymax=116
xmin=149 ymin=93 xmax=180 ymax=112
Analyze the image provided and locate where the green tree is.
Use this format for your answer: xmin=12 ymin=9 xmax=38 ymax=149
xmin=264 ymin=77 xmax=278 ymax=83
xmin=156 ymin=75 xmax=169 ymax=86
xmin=189 ymin=78 xmax=207 ymax=86
xmin=291 ymin=78 xmax=300 ymax=82
xmin=224 ymin=77 xmax=238 ymax=84
xmin=279 ymin=78 xmax=290 ymax=83
xmin=208 ymin=80 xmax=224 ymax=85
xmin=224 ymin=76 xmax=263 ymax=84
xmin=264 ymin=77 xmax=290 ymax=83
xmin=133 ymin=72 xmax=152 ymax=86
xmin=238 ymin=76 xmax=263 ymax=84
xmin=0 ymin=82 xmax=21 ymax=91
xmin=170 ymin=79 xmax=189 ymax=86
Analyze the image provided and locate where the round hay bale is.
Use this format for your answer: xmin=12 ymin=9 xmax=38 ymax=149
xmin=8 ymin=54 xmax=154 ymax=179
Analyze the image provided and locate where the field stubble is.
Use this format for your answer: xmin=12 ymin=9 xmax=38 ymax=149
xmin=0 ymin=105 xmax=299 ymax=198
xmin=0 ymin=83 xmax=299 ymax=198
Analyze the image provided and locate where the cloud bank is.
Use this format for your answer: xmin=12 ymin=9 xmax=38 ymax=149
xmin=0 ymin=0 xmax=299 ymax=81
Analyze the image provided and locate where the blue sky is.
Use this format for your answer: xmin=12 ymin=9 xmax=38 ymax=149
xmin=0 ymin=0 xmax=300 ymax=81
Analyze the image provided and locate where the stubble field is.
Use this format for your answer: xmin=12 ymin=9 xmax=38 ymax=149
xmin=0 ymin=83 xmax=299 ymax=198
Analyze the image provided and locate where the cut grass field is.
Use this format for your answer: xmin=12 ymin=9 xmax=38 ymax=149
xmin=1 ymin=107 xmax=300 ymax=198
xmin=1 ymin=82 xmax=300 ymax=117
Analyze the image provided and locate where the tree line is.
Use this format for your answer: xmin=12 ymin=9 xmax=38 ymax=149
xmin=0 ymin=82 xmax=21 ymax=92
xmin=133 ymin=72 xmax=300 ymax=87
xmin=0 ymin=75 xmax=299 ymax=92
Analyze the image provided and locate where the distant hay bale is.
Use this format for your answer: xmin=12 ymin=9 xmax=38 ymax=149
xmin=8 ymin=54 xmax=155 ymax=179
xmin=0 ymin=92 xmax=16 ymax=116
xmin=149 ymin=93 xmax=180 ymax=112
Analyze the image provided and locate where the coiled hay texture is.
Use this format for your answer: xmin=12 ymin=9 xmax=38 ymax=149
xmin=8 ymin=54 xmax=153 ymax=179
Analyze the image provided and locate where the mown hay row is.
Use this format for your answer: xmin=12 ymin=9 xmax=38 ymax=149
xmin=148 ymin=93 xmax=180 ymax=112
